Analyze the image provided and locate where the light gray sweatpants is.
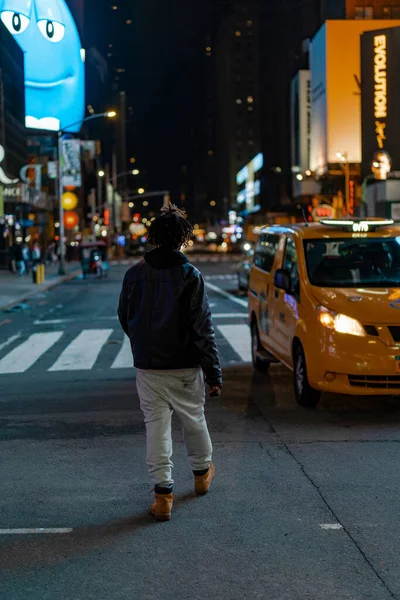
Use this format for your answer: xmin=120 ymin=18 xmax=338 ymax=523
xmin=136 ymin=368 xmax=213 ymax=488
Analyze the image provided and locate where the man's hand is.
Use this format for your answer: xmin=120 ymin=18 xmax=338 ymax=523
xmin=208 ymin=384 xmax=222 ymax=398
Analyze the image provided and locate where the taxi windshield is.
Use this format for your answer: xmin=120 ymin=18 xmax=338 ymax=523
xmin=304 ymin=237 xmax=400 ymax=288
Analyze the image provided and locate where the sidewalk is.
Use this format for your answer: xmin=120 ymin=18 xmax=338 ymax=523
xmin=0 ymin=262 xmax=81 ymax=311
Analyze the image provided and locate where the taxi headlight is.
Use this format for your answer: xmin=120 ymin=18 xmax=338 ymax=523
xmin=317 ymin=306 xmax=366 ymax=337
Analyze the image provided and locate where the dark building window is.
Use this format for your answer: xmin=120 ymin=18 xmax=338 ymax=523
xmin=392 ymin=6 xmax=400 ymax=18
xmin=355 ymin=6 xmax=374 ymax=19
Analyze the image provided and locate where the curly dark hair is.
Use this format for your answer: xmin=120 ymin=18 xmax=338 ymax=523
xmin=147 ymin=204 xmax=193 ymax=250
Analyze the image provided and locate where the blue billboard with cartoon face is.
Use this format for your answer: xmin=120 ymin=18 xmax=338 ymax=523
xmin=0 ymin=0 xmax=85 ymax=132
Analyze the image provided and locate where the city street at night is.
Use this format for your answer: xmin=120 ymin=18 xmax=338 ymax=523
xmin=1 ymin=258 xmax=400 ymax=600
xmin=2 ymin=0 xmax=400 ymax=597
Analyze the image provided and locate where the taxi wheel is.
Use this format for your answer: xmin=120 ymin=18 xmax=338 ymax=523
xmin=294 ymin=345 xmax=321 ymax=408
xmin=251 ymin=324 xmax=270 ymax=373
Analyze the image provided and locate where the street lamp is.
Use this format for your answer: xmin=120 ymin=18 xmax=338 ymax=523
xmin=115 ymin=169 xmax=141 ymax=180
xmin=58 ymin=111 xmax=116 ymax=275
xmin=98 ymin=170 xmax=105 ymax=178
xmin=336 ymin=151 xmax=350 ymax=216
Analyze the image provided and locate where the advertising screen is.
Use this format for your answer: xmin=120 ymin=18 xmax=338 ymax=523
xmin=290 ymin=70 xmax=311 ymax=174
xmin=236 ymin=153 xmax=263 ymax=214
xmin=0 ymin=0 xmax=85 ymax=133
xmin=310 ymin=20 xmax=400 ymax=174
xmin=361 ymin=27 xmax=400 ymax=179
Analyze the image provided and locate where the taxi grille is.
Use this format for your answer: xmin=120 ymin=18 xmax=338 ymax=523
xmin=348 ymin=375 xmax=400 ymax=389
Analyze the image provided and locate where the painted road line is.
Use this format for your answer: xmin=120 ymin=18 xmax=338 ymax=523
xmin=218 ymin=324 xmax=251 ymax=362
xmin=49 ymin=329 xmax=113 ymax=371
xmin=0 ymin=528 xmax=73 ymax=534
xmin=111 ymin=336 xmax=133 ymax=369
xmin=319 ymin=524 xmax=343 ymax=530
xmin=213 ymin=313 xmax=247 ymax=318
xmin=34 ymin=319 xmax=70 ymax=325
xmin=0 ymin=332 xmax=63 ymax=374
xmin=205 ymin=281 xmax=248 ymax=308
xmin=0 ymin=334 xmax=21 ymax=353
xmin=98 ymin=316 xmax=119 ymax=321
xmin=35 ymin=317 xmax=119 ymax=324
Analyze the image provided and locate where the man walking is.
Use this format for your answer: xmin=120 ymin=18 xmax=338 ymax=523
xmin=118 ymin=205 xmax=222 ymax=521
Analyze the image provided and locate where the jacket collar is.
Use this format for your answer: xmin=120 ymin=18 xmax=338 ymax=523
xmin=144 ymin=248 xmax=189 ymax=269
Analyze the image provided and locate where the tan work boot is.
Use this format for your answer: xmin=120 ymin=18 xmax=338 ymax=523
xmin=150 ymin=493 xmax=174 ymax=521
xmin=194 ymin=463 xmax=216 ymax=495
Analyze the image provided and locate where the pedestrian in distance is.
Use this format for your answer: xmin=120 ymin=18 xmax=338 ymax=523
xmin=9 ymin=243 xmax=17 ymax=273
xmin=118 ymin=204 xmax=222 ymax=521
xmin=22 ymin=243 xmax=31 ymax=275
xmin=32 ymin=242 xmax=41 ymax=266
xmin=15 ymin=244 xmax=25 ymax=276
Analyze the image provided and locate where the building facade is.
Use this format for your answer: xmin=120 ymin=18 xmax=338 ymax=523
xmin=213 ymin=0 xmax=261 ymax=217
xmin=0 ymin=22 xmax=27 ymax=268
xmin=291 ymin=1 xmax=400 ymax=214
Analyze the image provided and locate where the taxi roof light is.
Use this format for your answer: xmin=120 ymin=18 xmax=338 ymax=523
xmin=320 ymin=218 xmax=394 ymax=233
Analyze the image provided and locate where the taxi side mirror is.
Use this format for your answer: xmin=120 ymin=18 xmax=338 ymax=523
xmin=274 ymin=268 xmax=292 ymax=292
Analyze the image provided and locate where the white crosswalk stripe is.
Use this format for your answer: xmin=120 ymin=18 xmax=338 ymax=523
xmin=0 ymin=332 xmax=63 ymax=374
xmin=49 ymin=329 xmax=113 ymax=371
xmin=217 ymin=325 xmax=251 ymax=363
xmin=0 ymin=324 xmax=251 ymax=374
xmin=111 ymin=336 xmax=133 ymax=369
xmin=205 ymin=274 xmax=236 ymax=281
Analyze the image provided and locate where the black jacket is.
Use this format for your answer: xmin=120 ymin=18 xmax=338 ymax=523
xmin=118 ymin=248 xmax=222 ymax=386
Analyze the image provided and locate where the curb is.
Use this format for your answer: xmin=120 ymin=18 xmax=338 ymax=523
xmin=0 ymin=269 xmax=81 ymax=312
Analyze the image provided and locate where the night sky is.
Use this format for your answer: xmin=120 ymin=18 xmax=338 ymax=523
xmin=85 ymin=0 xmax=216 ymax=203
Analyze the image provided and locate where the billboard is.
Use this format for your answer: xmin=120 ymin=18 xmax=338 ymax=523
xmin=290 ymin=70 xmax=311 ymax=174
xmin=61 ymin=138 xmax=81 ymax=187
xmin=361 ymin=27 xmax=400 ymax=179
xmin=236 ymin=153 xmax=263 ymax=214
xmin=310 ymin=20 xmax=400 ymax=174
xmin=0 ymin=0 xmax=85 ymax=133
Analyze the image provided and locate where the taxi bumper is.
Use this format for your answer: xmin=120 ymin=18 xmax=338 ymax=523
xmin=306 ymin=330 xmax=400 ymax=395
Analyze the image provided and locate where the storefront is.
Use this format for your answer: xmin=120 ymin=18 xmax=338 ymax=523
xmin=0 ymin=21 xmax=28 ymax=268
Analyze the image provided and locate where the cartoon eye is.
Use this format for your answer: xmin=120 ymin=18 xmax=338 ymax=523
xmin=1 ymin=11 xmax=30 ymax=35
xmin=37 ymin=20 xmax=65 ymax=43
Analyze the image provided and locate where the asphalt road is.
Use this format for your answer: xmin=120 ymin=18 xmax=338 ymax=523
xmin=1 ymin=257 xmax=400 ymax=600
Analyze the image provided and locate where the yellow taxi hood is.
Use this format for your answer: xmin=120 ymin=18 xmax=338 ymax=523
xmin=310 ymin=286 xmax=400 ymax=324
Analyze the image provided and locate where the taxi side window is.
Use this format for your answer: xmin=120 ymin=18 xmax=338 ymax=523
xmin=254 ymin=234 xmax=279 ymax=273
xmin=283 ymin=238 xmax=299 ymax=293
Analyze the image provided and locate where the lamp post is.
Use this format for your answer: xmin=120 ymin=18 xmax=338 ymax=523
xmin=336 ymin=151 xmax=350 ymax=217
xmin=58 ymin=111 xmax=116 ymax=275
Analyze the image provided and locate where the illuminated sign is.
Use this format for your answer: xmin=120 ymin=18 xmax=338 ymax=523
xmin=0 ymin=143 xmax=42 ymax=196
xmin=374 ymin=35 xmax=387 ymax=121
xmin=312 ymin=204 xmax=334 ymax=221
xmin=348 ymin=180 xmax=355 ymax=215
xmin=1 ymin=1 xmax=85 ymax=133
xmin=311 ymin=20 xmax=400 ymax=175
xmin=320 ymin=219 xmax=393 ymax=231
xmin=236 ymin=166 xmax=248 ymax=186
xmin=236 ymin=153 xmax=263 ymax=212
xmin=361 ymin=26 xmax=400 ymax=178
xmin=290 ymin=70 xmax=311 ymax=174
xmin=352 ymin=222 xmax=369 ymax=233
xmin=0 ymin=144 xmax=18 ymax=185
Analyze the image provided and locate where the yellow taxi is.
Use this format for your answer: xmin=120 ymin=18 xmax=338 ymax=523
xmin=248 ymin=218 xmax=400 ymax=406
